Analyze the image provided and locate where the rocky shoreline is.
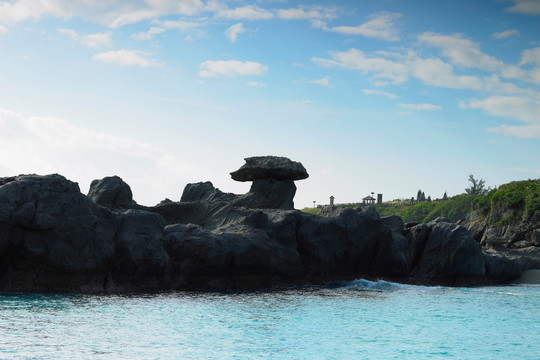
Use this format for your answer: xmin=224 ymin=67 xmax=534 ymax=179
xmin=0 ymin=156 xmax=538 ymax=293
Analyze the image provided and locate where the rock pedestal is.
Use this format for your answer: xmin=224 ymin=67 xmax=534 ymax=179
xmin=230 ymin=156 xmax=309 ymax=210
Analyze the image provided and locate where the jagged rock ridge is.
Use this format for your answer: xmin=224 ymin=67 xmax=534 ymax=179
xmin=0 ymin=156 xmax=537 ymax=293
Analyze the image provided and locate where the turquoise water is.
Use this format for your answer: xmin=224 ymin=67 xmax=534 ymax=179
xmin=1 ymin=281 xmax=539 ymax=359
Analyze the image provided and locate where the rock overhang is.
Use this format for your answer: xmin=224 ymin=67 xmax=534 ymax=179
xmin=230 ymin=156 xmax=309 ymax=182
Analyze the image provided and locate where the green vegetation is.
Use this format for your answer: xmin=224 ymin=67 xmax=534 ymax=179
xmin=300 ymin=179 xmax=540 ymax=224
xmin=473 ymin=179 xmax=540 ymax=221
xmin=301 ymin=207 xmax=320 ymax=215
xmin=375 ymin=194 xmax=477 ymax=223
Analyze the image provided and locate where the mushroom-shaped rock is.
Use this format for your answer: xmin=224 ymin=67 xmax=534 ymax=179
xmin=230 ymin=156 xmax=309 ymax=182
xmin=230 ymin=156 xmax=308 ymax=210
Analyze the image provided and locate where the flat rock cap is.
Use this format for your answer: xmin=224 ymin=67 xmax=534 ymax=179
xmin=231 ymin=156 xmax=309 ymax=182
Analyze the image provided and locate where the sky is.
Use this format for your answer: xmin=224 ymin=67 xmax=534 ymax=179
xmin=0 ymin=0 xmax=539 ymax=209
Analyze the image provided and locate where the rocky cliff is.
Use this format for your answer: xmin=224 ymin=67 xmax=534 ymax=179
xmin=0 ymin=157 xmax=535 ymax=293
xmin=458 ymin=179 xmax=540 ymax=280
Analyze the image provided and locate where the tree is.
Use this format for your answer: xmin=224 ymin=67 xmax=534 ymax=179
xmin=443 ymin=191 xmax=448 ymax=200
xmin=416 ymin=189 xmax=422 ymax=203
xmin=427 ymin=195 xmax=432 ymax=202
xmin=465 ymin=174 xmax=488 ymax=195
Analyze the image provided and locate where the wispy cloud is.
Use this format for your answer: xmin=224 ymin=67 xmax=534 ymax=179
xmin=159 ymin=19 xmax=204 ymax=31
xmin=418 ymin=32 xmax=501 ymax=71
xmin=505 ymin=167 xmax=540 ymax=174
xmin=215 ymin=5 xmax=273 ymax=20
xmin=492 ymin=29 xmax=519 ymax=39
xmin=0 ymin=107 xmax=207 ymax=205
xmin=313 ymin=12 xmax=401 ymax=41
xmin=398 ymin=103 xmax=441 ymax=111
xmin=277 ymin=5 xmax=338 ymax=20
xmin=225 ymin=22 xmax=245 ymax=43
xmin=313 ymin=48 xmax=410 ymax=85
xmin=362 ymin=89 xmax=398 ymax=99
xmin=132 ymin=26 xmax=165 ymax=41
xmin=247 ymin=81 xmax=266 ymax=87
xmin=519 ymin=47 xmax=540 ymax=65
xmin=309 ymin=77 xmax=333 ymax=87
xmin=58 ymin=28 xmax=113 ymax=48
xmin=461 ymin=95 xmax=540 ymax=138
xmin=505 ymin=0 xmax=540 ymax=15
xmin=199 ymin=60 xmax=267 ymax=77
xmin=92 ymin=50 xmax=157 ymax=67
xmin=0 ymin=25 xmax=7 ymax=34
xmin=0 ymin=0 xmax=205 ymax=27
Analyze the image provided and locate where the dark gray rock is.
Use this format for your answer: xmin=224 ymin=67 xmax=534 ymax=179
xmin=88 ymin=176 xmax=133 ymax=210
xmin=1 ymin=159 xmax=532 ymax=292
xmin=231 ymin=156 xmax=309 ymax=182
xmin=163 ymin=208 xmax=304 ymax=289
xmin=0 ymin=174 xmax=169 ymax=292
xmin=408 ymin=218 xmax=486 ymax=285
xmin=233 ymin=179 xmax=297 ymax=210
xmin=296 ymin=207 xmax=409 ymax=279
xmin=180 ymin=181 xmax=235 ymax=203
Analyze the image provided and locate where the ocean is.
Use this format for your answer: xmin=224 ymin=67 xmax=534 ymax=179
xmin=1 ymin=280 xmax=539 ymax=359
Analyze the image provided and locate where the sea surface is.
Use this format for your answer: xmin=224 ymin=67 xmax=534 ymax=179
xmin=1 ymin=280 xmax=539 ymax=359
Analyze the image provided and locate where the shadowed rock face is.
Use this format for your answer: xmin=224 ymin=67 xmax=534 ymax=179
xmin=88 ymin=176 xmax=133 ymax=210
xmin=0 ymin=157 xmax=528 ymax=293
xmin=230 ymin=156 xmax=309 ymax=182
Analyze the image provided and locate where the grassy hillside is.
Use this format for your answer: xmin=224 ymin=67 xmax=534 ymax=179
xmin=375 ymin=194 xmax=477 ymax=223
xmin=472 ymin=179 xmax=540 ymax=222
xmin=300 ymin=179 xmax=540 ymax=224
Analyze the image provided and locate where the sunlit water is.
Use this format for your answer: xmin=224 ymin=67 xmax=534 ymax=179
xmin=1 ymin=280 xmax=539 ymax=359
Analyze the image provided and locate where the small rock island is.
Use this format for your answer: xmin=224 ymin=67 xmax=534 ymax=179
xmin=0 ymin=156 xmax=538 ymax=293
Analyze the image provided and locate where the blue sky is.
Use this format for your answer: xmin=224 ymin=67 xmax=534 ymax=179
xmin=0 ymin=0 xmax=539 ymax=208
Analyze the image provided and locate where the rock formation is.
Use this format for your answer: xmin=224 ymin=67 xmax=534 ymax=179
xmin=0 ymin=156 xmax=536 ymax=293
xmin=230 ymin=156 xmax=309 ymax=210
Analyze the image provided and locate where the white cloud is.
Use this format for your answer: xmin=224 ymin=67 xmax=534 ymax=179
xmin=92 ymin=50 xmax=156 ymax=67
xmin=247 ymin=81 xmax=266 ymax=87
xmin=313 ymin=48 xmax=410 ymax=85
xmin=216 ymin=5 xmax=273 ymax=20
xmin=461 ymin=95 xmax=540 ymax=124
xmin=277 ymin=5 xmax=338 ymax=20
xmin=0 ymin=25 xmax=7 ymax=34
xmin=199 ymin=60 xmax=267 ymax=77
xmin=315 ymin=12 xmax=401 ymax=41
xmin=418 ymin=32 xmax=501 ymax=71
xmin=132 ymin=26 xmax=165 ymax=41
xmin=461 ymin=95 xmax=540 ymax=138
xmin=519 ymin=47 xmax=540 ymax=65
xmin=80 ymin=32 xmax=113 ymax=48
xmin=488 ymin=124 xmax=540 ymax=138
xmin=224 ymin=22 xmax=245 ymax=43
xmin=309 ymin=77 xmax=332 ymax=87
xmin=362 ymin=89 xmax=398 ymax=99
xmin=0 ymin=0 xmax=205 ymax=27
xmin=159 ymin=19 xmax=204 ymax=31
xmin=492 ymin=29 xmax=519 ymax=39
xmin=505 ymin=0 xmax=540 ymax=15
xmin=411 ymin=57 xmax=484 ymax=89
xmin=0 ymin=107 xmax=207 ymax=205
xmin=58 ymin=28 xmax=113 ymax=48
xmin=398 ymin=103 xmax=441 ymax=111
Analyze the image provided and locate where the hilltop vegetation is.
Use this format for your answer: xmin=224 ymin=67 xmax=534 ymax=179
xmin=472 ymin=179 xmax=540 ymax=223
xmin=375 ymin=194 xmax=477 ymax=223
xmin=302 ymin=179 xmax=540 ymax=225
